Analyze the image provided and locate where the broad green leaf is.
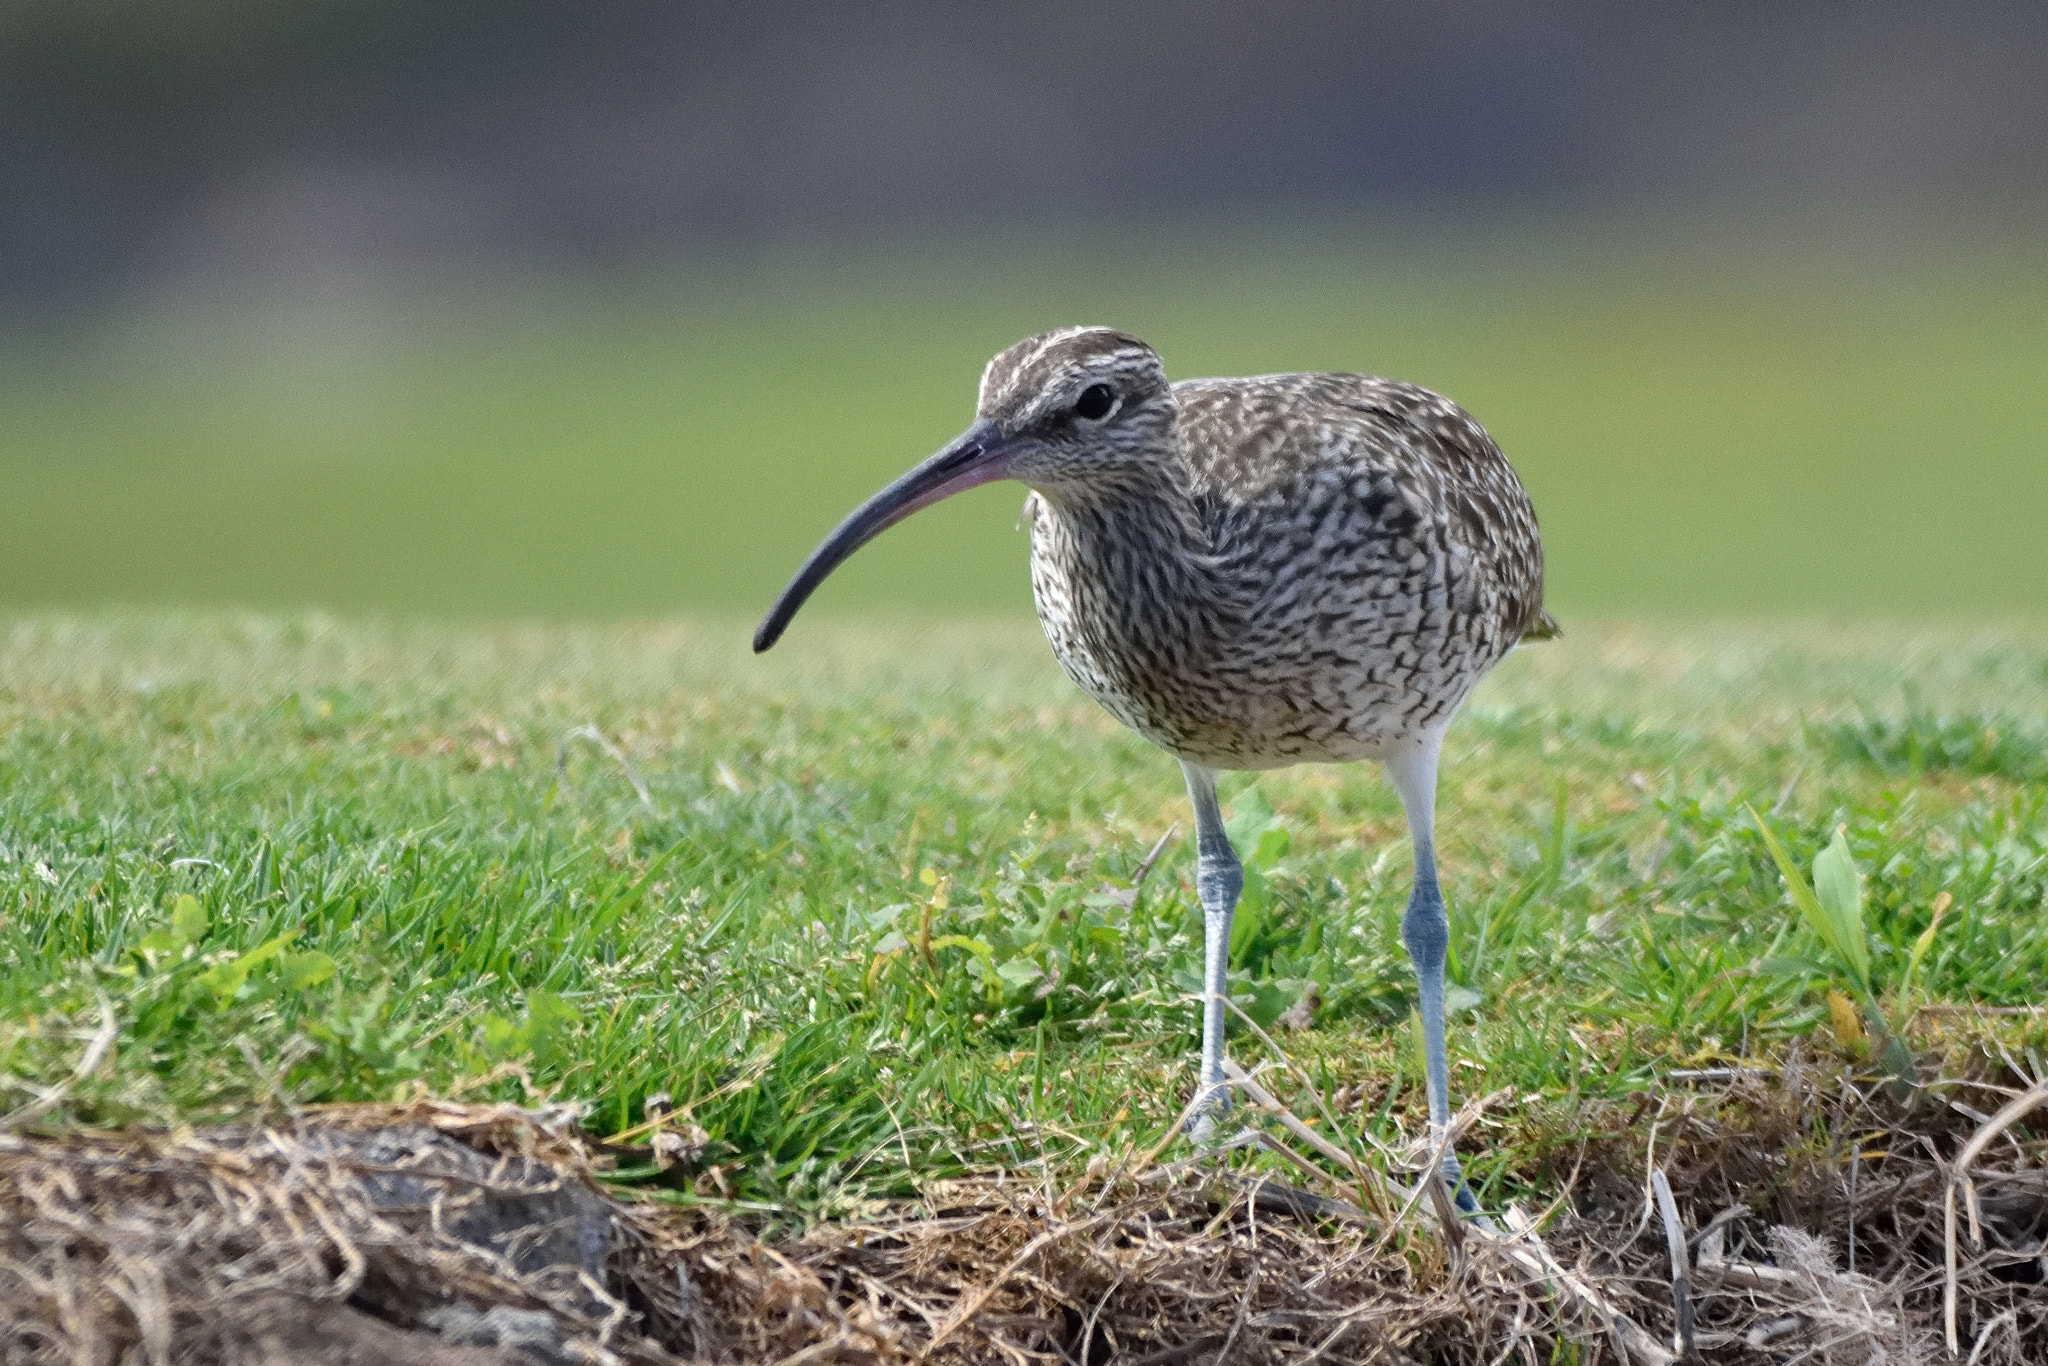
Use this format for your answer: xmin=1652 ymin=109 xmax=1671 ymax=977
xmin=995 ymin=959 xmax=1043 ymax=989
xmin=1748 ymin=807 xmax=1870 ymax=996
xmin=485 ymin=991 xmax=577 ymax=1061
xmin=1250 ymin=825 xmax=1291 ymax=871
xmin=239 ymin=933 xmax=293 ymax=971
xmin=1241 ymin=978 xmax=1295 ymax=1028
xmin=524 ymin=990 xmax=575 ymax=1041
xmin=1811 ymin=829 xmax=1871 ymax=982
xmin=482 ymin=1013 xmax=519 ymax=1058
xmin=198 ymin=958 xmax=249 ymax=1000
xmin=1224 ymin=787 xmax=1279 ymax=849
xmin=280 ymin=951 xmax=335 ymax=991
xmin=169 ymin=894 xmax=207 ymax=945
xmin=198 ymin=930 xmax=297 ymax=1001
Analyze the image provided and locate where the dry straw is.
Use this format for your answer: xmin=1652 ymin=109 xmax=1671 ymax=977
xmin=0 ymin=1063 xmax=2043 ymax=1365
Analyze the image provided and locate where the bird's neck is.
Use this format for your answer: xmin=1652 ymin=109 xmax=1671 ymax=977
xmin=1032 ymin=460 xmax=1242 ymax=632
xmin=1041 ymin=459 xmax=1206 ymax=555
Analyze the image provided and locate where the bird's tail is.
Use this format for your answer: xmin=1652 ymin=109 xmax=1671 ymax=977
xmin=1519 ymin=608 xmax=1562 ymax=642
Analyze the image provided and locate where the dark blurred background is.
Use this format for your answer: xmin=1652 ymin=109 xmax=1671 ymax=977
xmin=3 ymin=1 xmax=2045 ymax=618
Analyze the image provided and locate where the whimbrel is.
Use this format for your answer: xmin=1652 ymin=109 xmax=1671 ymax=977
xmin=756 ymin=327 xmax=1554 ymax=1204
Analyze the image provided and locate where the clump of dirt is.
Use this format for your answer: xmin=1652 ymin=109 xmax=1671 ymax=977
xmin=1 ymin=1063 xmax=2043 ymax=1365
xmin=0 ymin=1102 xmax=652 ymax=1365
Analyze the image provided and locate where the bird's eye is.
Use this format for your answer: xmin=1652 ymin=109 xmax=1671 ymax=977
xmin=1073 ymin=384 xmax=1116 ymax=421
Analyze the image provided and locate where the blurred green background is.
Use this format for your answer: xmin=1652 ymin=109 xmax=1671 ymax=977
xmin=5 ymin=223 xmax=2045 ymax=620
xmin=4 ymin=4 xmax=2046 ymax=621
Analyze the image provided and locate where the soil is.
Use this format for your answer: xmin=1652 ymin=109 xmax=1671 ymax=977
xmin=1 ymin=1066 xmax=2043 ymax=1365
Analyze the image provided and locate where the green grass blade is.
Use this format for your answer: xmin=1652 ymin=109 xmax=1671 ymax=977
xmin=7 ymin=617 xmax=2048 ymax=1207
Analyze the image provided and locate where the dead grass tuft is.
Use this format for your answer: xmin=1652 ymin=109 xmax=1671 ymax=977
xmin=0 ymin=1064 xmax=2043 ymax=1365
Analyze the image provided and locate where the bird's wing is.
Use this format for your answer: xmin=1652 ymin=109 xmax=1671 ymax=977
xmin=1175 ymin=373 xmax=1554 ymax=646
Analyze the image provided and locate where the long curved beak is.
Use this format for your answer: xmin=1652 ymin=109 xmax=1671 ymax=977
xmin=754 ymin=419 xmax=1015 ymax=652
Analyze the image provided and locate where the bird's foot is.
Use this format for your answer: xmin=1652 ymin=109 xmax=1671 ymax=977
xmin=1434 ymin=1151 xmax=1481 ymax=1216
xmin=1187 ymin=1084 xmax=1231 ymax=1148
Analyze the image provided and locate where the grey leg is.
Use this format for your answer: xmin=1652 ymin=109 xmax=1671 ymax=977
xmin=1385 ymin=734 xmax=1477 ymax=1211
xmin=1180 ymin=761 xmax=1242 ymax=1145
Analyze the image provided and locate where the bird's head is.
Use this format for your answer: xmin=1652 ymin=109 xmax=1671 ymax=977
xmin=973 ymin=326 xmax=1174 ymax=488
xmin=754 ymin=327 xmax=1174 ymax=652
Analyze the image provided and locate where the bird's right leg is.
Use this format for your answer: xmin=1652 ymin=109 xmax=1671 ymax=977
xmin=1180 ymin=761 xmax=1242 ymax=1146
xmin=1386 ymin=734 xmax=1479 ymax=1213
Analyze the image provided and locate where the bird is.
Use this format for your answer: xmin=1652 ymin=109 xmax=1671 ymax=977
xmin=755 ymin=326 xmax=1554 ymax=1207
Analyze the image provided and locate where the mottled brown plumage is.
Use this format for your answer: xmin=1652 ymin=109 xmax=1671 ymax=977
xmin=757 ymin=326 xmax=1552 ymax=1201
xmin=990 ymin=329 xmax=1551 ymax=769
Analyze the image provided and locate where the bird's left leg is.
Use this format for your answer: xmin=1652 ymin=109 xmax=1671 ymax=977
xmin=1180 ymin=760 xmax=1242 ymax=1146
xmin=1385 ymin=733 xmax=1479 ymax=1213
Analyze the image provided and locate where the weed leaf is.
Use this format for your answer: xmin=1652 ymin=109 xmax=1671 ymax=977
xmin=1250 ymin=825 xmax=1291 ymax=872
xmin=996 ymin=959 xmax=1043 ymax=990
xmin=1749 ymin=807 xmax=1871 ymax=997
xmin=1811 ymin=829 xmax=1871 ymax=984
xmin=199 ymin=931 xmax=298 ymax=1003
xmin=170 ymin=895 xmax=208 ymax=945
xmin=280 ymin=951 xmax=335 ymax=991
xmin=1224 ymin=787 xmax=1279 ymax=849
xmin=1444 ymin=983 xmax=1483 ymax=1016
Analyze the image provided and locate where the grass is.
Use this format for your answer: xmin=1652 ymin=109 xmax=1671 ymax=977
xmin=2 ymin=220 xmax=2047 ymax=619
xmin=3 ymin=613 xmax=2046 ymax=1219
